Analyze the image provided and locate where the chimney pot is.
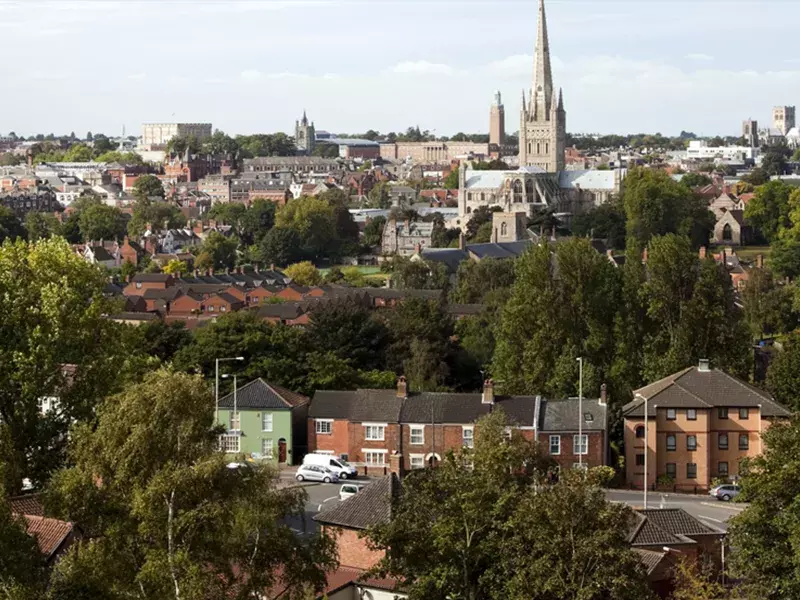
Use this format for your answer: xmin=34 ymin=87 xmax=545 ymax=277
xmin=600 ymin=383 xmax=607 ymax=405
xmin=396 ymin=376 xmax=408 ymax=399
xmin=482 ymin=379 xmax=495 ymax=405
xmin=698 ymin=359 xmax=711 ymax=372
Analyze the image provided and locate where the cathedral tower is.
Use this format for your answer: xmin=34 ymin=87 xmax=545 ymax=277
xmin=295 ymin=110 xmax=316 ymax=155
xmin=490 ymin=91 xmax=505 ymax=147
xmin=519 ymin=0 xmax=565 ymax=172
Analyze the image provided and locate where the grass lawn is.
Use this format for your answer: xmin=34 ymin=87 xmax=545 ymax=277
xmin=318 ymin=265 xmax=390 ymax=283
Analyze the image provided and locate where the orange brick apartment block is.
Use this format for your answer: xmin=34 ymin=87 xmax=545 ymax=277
xmin=623 ymin=360 xmax=790 ymax=492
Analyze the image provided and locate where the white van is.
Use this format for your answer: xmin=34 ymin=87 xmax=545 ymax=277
xmin=303 ymin=453 xmax=358 ymax=479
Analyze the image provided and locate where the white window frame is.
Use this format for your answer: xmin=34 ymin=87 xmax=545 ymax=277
xmin=262 ymin=412 xmax=273 ymax=432
xmin=462 ymin=426 xmax=475 ymax=448
xmin=573 ymin=434 xmax=588 ymax=456
xmin=410 ymin=454 xmax=425 ymax=469
xmin=549 ymin=435 xmax=561 ymax=455
xmin=219 ymin=434 xmax=240 ymax=453
xmin=410 ymin=425 xmax=424 ymax=445
xmin=363 ymin=449 xmax=387 ymax=466
xmin=229 ymin=411 xmax=240 ymax=431
xmin=315 ymin=419 xmax=333 ymax=435
xmin=364 ymin=423 xmax=386 ymax=441
xmin=261 ymin=438 xmax=273 ymax=459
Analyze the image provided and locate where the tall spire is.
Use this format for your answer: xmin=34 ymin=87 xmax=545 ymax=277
xmin=301 ymin=110 xmax=308 ymax=126
xmin=531 ymin=0 xmax=554 ymax=121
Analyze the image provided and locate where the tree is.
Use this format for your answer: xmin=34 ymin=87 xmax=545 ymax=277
xmin=493 ymin=239 xmax=620 ymax=397
xmin=762 ymin=151 xmax=788 ymax=176
xmin=742 ymin=167 xmax=768 ymax=186
xmin=570 ymin=199 xmax=626 ymax=249
xmin=78 ymin=202 xmax=126 ymax=242
xmin=259 ymin=227 xmax=304 ymax=267
xmin=385 ymin=256 xmax=449 ymax=290
xmin=92 ymin=135 xmax=114 ymax=154
xmin=0 ymin=207 xmax=26 ymax=244
xmin=769 ymin=239 xmax=800 ymax=280
xmin=0 ymin=491 xmax=46 ymax=598
xmin=45 ymin=369 xmax=337 ymax=600
xmin=165 ymin=135 xmax=201 ymax=156
xmin=307 ymin=303 xmax=389 ymax=371
xmin=727 ymin=417 xmax=800 ymax=598
xmin=443 ymin=167 xmax=459 ymax=190
xmin=132 ymin=174 xmax=165 ymax=200
xmin=126 ymin=320 xmax=193 ymax=363
xmin=285 ymin=261 xmax=322 ymax=286
xmin=679 ymin=172 xmax=713 ymax=188
xmin=162 ymin=259 xmax=188 ymax=275
xmin=765 ymin=334 xmax=800 ymax=410
xmin=275 ymin=197 xmax=336 ymax=260
xmin=451 ymin=258 xmax=516 ymax=304
xmin=24 ymin=212 xmax=61 ymax=241
xmin=734 ymin=181 xmax=755 ymax=196
xmin=742 ymin=268 xmax=797 ymax=339
xmin=669 ymin=556 xmax=726 ymax=600
xmin=238 ymin=199 xmax=276 ymax=246
xmin=0 ymin=153 xmax=20 ymax=166
xmin=202 ymin=130 xmax=239 ymax=157
xmin=363 ymin=215 xmax=386 ymax=247
xmin=793 ymin=147 xmax=800 ymax=162
xmin=369 ymin=410 xmax=651 ymax=600
xmin=93 ymin=150 xmax=144 ymax=165
xmin=196 ymin=231 xmax=238 ymax=270
xmin=745 ymin=180 xmax=793 ymax=242
xmin=430 ymin=213 xmax=460 ymax=248
xmin=128 ymin=196 xmax=183 ymax=238
xmin=0 ymin=238 xmax=124 ymax=493
xmin=63 ymin=144 xmax=93 ymax=162
xmin=465 ymin=205 xmax=502 ymax=241
xmin=368 ymin=181 xmax=391 ymax=208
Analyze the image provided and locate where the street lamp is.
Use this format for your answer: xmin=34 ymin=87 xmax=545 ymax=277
xmin=215 ymin=356 xmax=244 ymax=424
xmin=576 ymin=357 xmax=583 ymax=468
xmin=634 ymin=392 xmax=649 ymax=509
xmin=221 ymin=373 xmax=238 ymax=430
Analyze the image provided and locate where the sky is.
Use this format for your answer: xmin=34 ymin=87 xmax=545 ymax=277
xmin=1 ymin=0 xmax=799 ymax=139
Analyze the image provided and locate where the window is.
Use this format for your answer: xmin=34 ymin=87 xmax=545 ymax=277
xmin=739 ymin=434 xmax=749 ymax=450
xmin=635 ymin=453 xmax=645 ymax=466
xmin=135 ymin=282 xmax=142 ymax=289
xmin=229 ymin=411 xmax=240 ymax=430
xmin=261 ymin=439 xmax=273 ymax=459
xmin=718 ymin=462 xmax=729 ymax=476
xmin=410 ymin=455 xmax=424 ymax=470
xmin=462 ymin=427 xmax=475 ymax=448
xmin=635 ymin=425 xmax=645 ymax=439
xmin=718 ymin=433 xmax=729 ymax=450
xmin=208 ymin=305 xmax=215 ymax=312
xmin=364 ymin=424 xmax=385 ymax=441
xmin=718 ymin=407 xmax=729 ymax=420
xmin=549 ymin=435 xmax=561 ymax=455
xmin=262 ymin=413 xmax=273 ymax=432
xmin=666 ymin=463 xmax=677 ymax=478
xmin=219 ymin=434 xmax=240 ymax=453
xmin=315 ymin=419 xmax=332 ymax=435
xmin=666 ymin=408 xmax=677 ymax=421
xmin=687 ymin=463 xmax=697 ymax=479
xmin=666 ymin=434 xmax=676 ymax=451
xmin=739 ymin=408 xmax=749 ymax=420
xmin=573 ymin=434 xmax=588 ymax=456
xmin=687 ymin=409 xmax=697 ymax=421
xmin=687 ymin=435 xmax=697 ymax=451
xmin=364 ymin=451 xmax=386 ymax=466
xmin=410 ymin=426 xmax=424 ymax=445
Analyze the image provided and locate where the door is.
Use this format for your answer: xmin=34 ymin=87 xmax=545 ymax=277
xmin=278 ymin=438 xmax=287 ymax=463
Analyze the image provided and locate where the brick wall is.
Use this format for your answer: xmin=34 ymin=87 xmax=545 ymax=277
xmin=324 ymin=526 xmax=384 ymax=570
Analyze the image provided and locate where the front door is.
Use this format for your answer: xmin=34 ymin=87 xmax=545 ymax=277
xmin=278 ymin=438 xmax=287 ymax=463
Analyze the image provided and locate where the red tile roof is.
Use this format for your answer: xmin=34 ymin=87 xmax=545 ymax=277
xmin=23 ymin=515 xmax=73 ymax=558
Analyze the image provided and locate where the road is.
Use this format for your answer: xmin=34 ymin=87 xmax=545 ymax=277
xmin=284 ymin=477 xmax=744 ymax=534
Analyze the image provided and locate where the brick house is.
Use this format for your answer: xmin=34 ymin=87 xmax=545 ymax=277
xmin=123 ymin=273 xmax=175 ymax=296
xmin=623 ymin=359 xmax=791 ymax=492
xmin=203 ymin=292 xmax=243 ymax=315
xmin=308 ymin=379 xmax=608 ymax=475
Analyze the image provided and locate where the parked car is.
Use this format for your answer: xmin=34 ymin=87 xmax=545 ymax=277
xmin=296 ymin=464 xmax=339 ymax=483
xmin=303 ymin=453 xmax=358 ymax=480
xmin=709 ymin=484 xmax=741 ymax=501
xmin=339 ymin=483 xmax=362 ymax=501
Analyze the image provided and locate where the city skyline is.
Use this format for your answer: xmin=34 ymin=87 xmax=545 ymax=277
xmin=1 ymin=0 xmax=799 ymax=138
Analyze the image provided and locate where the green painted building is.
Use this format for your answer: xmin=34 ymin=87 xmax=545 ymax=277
xmin=217 ymin=378 xmax=309 ymax=466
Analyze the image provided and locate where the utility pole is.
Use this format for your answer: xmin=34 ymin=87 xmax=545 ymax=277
xmin=576 ymin=357 xmax=583 ymax=468
xmin=635 ymin=393 xmax=649 ymax=509
xmin=215 ymin=356 xmax=244 ymax=424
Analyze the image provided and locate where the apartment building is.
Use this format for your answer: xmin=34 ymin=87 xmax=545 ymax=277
xmin=308 ymin=378 xmax=608 ymax=475
xmin=623 ymin=360 xmax=790 ymax=491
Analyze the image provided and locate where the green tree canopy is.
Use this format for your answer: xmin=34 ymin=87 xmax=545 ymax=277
xmin=451 ymin=258 xmax=516 ymax=304
xmin=284 ymin=261 xmax=322 ymax=286
xmin=197 ymin=231 xmax=238 ymax=270
xmin=0 ymin=207 xmax=26 ymax=244
xmin=765 ymin=334 xmax=800 ymax=410
xmin=363 ymin=215 xmax=386 ymax=247
xmin=77 ymin=202 xmax=127 ymax=242
xmin=570 ymin=199 xmax=626 ymax=249
xmin=45 ymin=369 xmax=337 ymax=600
xmin=744 ymin=180 xmax=794 ymax=242
xmin=132 ymin=174 xmax=165 ymax=200
xmin=275 ymin=197 xmax=336 ymax=260
xmin=258 ymin=227 xmax=304 ymax=268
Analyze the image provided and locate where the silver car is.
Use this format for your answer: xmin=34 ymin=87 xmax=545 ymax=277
xmin=296 ymin=464 xmax=339 ymax=483
xmin=709 ymin=484 xmax=741 ymax=501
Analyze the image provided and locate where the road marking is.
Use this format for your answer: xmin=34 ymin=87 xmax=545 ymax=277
xmin=700 ymin=502 xmax=745 ymax=512
xmin=317 ymin=495 xmax=339 ymax=511
xmin=698 ymin=514 xmax=724 ymax=524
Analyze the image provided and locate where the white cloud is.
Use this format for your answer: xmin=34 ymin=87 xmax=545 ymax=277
xmin=323 ymin=73 xmax=341 ymax=80
xmin=127 ymin=73 xmax=146 ymax=81
xmin=390 ymin=61 xmax=455 ymax=76
xmin=240 ymin=69 xmax=263 ymax=82
xmin=685 ymin=53 xmax=714 ymax=62
xmin=485 ymin=54 xmax=531 ymax=77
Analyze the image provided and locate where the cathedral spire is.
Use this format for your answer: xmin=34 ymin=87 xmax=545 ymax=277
xmin=531 ymin=0 xmax=554 ymax=120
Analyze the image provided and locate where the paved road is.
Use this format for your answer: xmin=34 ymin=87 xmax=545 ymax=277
xmin=284 ymin=478 xmax=744 ymax=534
xmin=607 ymin=489 xmax=745 ymax=531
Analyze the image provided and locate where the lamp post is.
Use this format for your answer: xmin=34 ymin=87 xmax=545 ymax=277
xmin=221 ymin=373 xmax=238 ymax=428
xmin=215 ymin=356 xmax=244 ymax=424
xmin=576 ymin=357 xmax=583 ymax=468
xmin=635 ymin=392 xmax=649 ymax=509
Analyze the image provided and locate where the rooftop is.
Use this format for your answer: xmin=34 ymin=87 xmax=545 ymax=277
xmin=314 ymin=474 xmax=399 ymax=530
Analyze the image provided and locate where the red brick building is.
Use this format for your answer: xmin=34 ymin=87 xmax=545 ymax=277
xmin=308 ymin=379 xmax=608 ymax=475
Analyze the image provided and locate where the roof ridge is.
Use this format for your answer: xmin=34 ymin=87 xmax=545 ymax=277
xmin=719 ymin=368 xmax=772 ymax=403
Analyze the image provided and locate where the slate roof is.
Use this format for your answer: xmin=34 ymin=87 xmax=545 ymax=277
xmin=623 ymin=365 xmax=790 ymax=418
xmin=143 ymin=287 xmax=180 ymax=301
xmin=88 ymin=245 xmax=114 ymax=262
xmin=633 ymin=548 xmax=668 ymax=575
xmin=628 ymin=509 xmax=721 ymax=548
xmin=310 ymin=390 xmax=404 ymax=422
xmin=313 ymin=474 xmax=399 ymax=530
xmin=420 ymin=248 xmax=469 ymax=273
xmin=538 ymin=398 xmax=607 ymax=431
xmin=218 ymin=378 xmax=308 ymax=410
xmin=558 ymin=169 xmax=617 ymax=191
xmin=255 ymin=303 xmax=305 ymax=320
xmin=132 ymin=273 xmax=172 ymax=283
xmin=23 ymin=515 xmax=73 ymax=559
xmin=468 ymin=240 xmax=531 ymax=260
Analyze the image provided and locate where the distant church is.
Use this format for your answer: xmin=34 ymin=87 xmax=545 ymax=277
xmin=295 ymin=111 xmax=315 ymax=155
xmin=459 ymin=0 xmax=621 ymax=222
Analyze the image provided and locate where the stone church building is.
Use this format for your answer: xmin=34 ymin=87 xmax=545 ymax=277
xmin=458 ymin=0 xmax=621 ymax=224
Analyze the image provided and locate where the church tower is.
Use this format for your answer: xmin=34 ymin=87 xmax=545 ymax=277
xmin=294 ymin=110 xmax=316 ymax=155
xmin=519 ymin=0 xmax=565 ymax=172
xmin=490 ymin=91 xmax=505 ymax=147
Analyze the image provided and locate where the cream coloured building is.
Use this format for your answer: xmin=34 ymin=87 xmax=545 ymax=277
xmin=141 ymin=123 xmax=212 ymax=150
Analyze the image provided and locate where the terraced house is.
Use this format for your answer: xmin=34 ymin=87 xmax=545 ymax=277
xmin=623 ymin=360 xmax=791 ymax=491
xmin=217 ymin=379 xmax=309 ymax=466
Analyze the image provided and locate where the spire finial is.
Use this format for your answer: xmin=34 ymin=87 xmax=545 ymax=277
xmin=531 ymin=0 xmax=554 ymax=120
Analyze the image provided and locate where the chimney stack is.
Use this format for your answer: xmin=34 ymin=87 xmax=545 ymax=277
xmin=756 ymin=254 xmax=764 ymax=269
xmin=459 ymin=232 xmax=466 ymax=250
xmin=396 ymin=376 xmax=408 ymax=399
xmin=642 ymin=247 xmax=648 ymax=264
xmin=491 ymin=226 xmax=498 ymax=244
xmin=699 ymin=246 xmax=707 ymax=259
xmin=482 ymin=379 xmax=494 ymax=405
xmin=600 ymin=383 xmax=607 ymax=406
xmin=698 ymin=359 xmax=711 ymax=372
